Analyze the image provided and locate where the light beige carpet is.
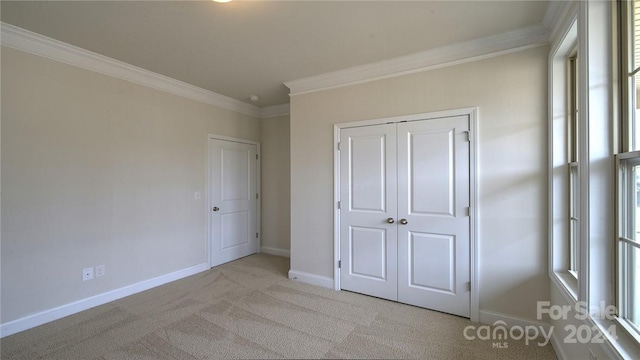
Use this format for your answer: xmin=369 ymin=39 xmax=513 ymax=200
xmin=1 ymin=254 xmax=556 ymax=359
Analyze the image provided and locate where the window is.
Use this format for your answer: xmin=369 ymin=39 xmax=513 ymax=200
xmin=568 ymin=50 xmax=579 ymax=278
xmin=618 ymin=0 xmax=640 ymax=337
xmin=549 ymin=16 xmax=578 ymax=297
xmin=618 ymin=154 xmax=640 ymax=331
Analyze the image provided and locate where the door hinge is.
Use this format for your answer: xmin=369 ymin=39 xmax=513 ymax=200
xmin=256 ymin=232 xmax=259 ymax=238
xmin=337 ymin=142 xmax=342 ymax=151
xmin=466 ymin=282 xmax=471 ymax=292
xmin=337 ymin=201 xmax=341 ymax=209
xmin=256 ymin=154 xmax=259 ymax=160
xmin=256 ymin=193 xmax=259 ymax=199
xmin=338 ymin=260 xmax=341 ymax=269
xmin=465 ymin=207 xmax=470 ymax=217
xmin=463 ymin=131 xmax=471 ymax=142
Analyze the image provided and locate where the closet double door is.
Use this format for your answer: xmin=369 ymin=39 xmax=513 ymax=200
xmin=339 ymin=115 xmax=470 ymax=317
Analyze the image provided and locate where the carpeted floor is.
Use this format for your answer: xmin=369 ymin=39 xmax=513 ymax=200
xmin=0 ymin=254 xmax=556 ymax=359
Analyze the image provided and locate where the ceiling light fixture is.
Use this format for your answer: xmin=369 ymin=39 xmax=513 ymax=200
xmin=212 ymin=0 xmax=232 ymax=3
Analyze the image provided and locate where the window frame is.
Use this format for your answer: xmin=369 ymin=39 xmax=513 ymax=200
xmin=616 ymin=152 xmax=640 ymax=341
xmin=616 ymin=0 xmax=640 ymax=343
xmin=549 ymin=15 xmax=579 ymax=301
xmin=568 ymin=48 xmax=580 ymax=278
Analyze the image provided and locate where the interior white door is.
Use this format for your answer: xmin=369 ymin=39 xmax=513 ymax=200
xmin=397 ymin=116 xmax=470 ymax=317
xmin=339 ymin=115 xmax=471 ymax=318
xmin=339 ymin=124 xmax=398 ymax=300
xmin=209 ymin=138 xmax=258 ymax=267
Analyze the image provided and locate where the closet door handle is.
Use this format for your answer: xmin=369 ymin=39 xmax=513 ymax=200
xmin=399 ymin=219 xmax=408 ymax=225
xmin=386 ymin=218 xmax=395 ymax=224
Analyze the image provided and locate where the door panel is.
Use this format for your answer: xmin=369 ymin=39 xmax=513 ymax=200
xmin=221 ymin=211 xmax=250 ymax=249
xmin=210 ymin=139 xmax=258 ymax=267
xmin=350 ymin=226 xmax=388 ymax=280
xmin=409 ymin=232 xmax=455 ymax=293
xmin=340 ymin=124 xmax=397 ymax=301
xmin=221 ymin=148 xmax=250 ymax=201
xmin=407 ymin=129 xmax=455 ymax=217
xmin=397 ymin=116 xmax=470 ymax=317
xmin=350 ymin=135 xmax=388 ymax=212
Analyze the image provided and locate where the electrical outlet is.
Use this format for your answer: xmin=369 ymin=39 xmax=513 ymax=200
xmin=95 ymin=265 xmax=105 ymax=278
xmin=82 ymin=267 xmax=94 ymax=281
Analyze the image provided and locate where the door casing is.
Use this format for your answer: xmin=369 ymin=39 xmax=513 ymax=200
xmin=207 ymin=134 xmax=261 ymax=268
xmin=333 ymin=107 xmax=479 ymax=322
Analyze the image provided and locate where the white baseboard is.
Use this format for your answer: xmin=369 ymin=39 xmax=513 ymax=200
xmin=549 ymin=330 xmax=570 ymax=360
xmin=0 ymin=262 xmax=210 ymax=338
xmin=478 ymin=310 xmax=557 ymax=352
xmin=260 ymin=246 xmax=290 ymax=258
xmin=288 ymin=270 xmax=333 ymax=289
xmin=479 ymin=309 xmax=551 ymax=331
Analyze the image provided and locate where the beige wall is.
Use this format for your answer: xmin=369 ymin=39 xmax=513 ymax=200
xmin=260 ymin=115 xmax=291 ymax=252
xmin=1 ymin=47 xmax=261 ymax=323
xmin=289 ymin=46 xmax=549 ymax=321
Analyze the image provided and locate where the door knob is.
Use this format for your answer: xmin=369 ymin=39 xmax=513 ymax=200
xmin=212 ymin=207 xmax=220 ymax=212
xmin=399 ymin=219 xmax=408 ymax=225
xmin=387 ymin=218 xmax=395 ymax=224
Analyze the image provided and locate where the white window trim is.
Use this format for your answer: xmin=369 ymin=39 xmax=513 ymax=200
xmin=549 ymin=1 xmax=640 ymax=359
xmin=549 ymin=15 xmax=579 ymax=301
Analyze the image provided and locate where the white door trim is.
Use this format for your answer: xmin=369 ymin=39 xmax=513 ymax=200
xmin=333 ymin=107 xmax=479 ymax=322
xmin=207 ymin=134 xmax=261 ymax=268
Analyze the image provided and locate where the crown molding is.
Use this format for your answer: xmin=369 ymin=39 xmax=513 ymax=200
xmin=1 ymin=22 xmax=265 ymax=118
xmin=543 ymin=0 xmax=576 ymax=43
xmin=542 ymin=0 xmax=563 ymax=30
xmin=284 ymin=24 xmax=550 ymax=96
xmin=259 ymin=103 xmax=290 ymax=118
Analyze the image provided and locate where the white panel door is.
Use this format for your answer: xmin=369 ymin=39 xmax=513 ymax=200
xmin=397 ymin=116 xmax=470 ymax=317
xmin=339 ymin=115 xmax=470 ymax=318
xmin=210 ymin=138 xmax=258 ymax=267
xmin=339 ymin=124 xmax=398 ymax=301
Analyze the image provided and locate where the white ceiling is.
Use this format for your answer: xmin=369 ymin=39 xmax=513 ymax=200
xmin=1 ymin=1 xmax=550 ymax=108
